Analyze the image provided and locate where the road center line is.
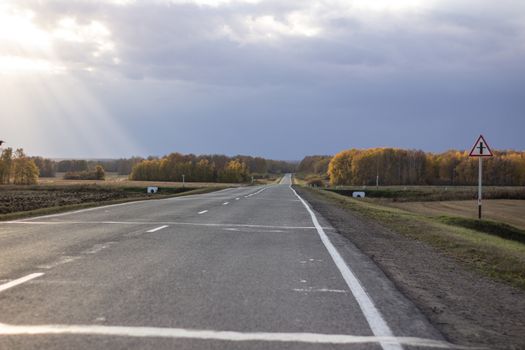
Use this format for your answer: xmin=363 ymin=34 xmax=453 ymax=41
xmin=0 ymin=323 xmax=462 ymax=348
xmin=0 ymin=273 xmax=44 ymax=294
xmin=198 ymin=210 xmax=208 ymax=215
xmin=290 ymin=185 xmax=403 ymax=350
xmin=147 ymin=225 xmax=169 ymax=233
xmin=223 ymin=202 xmax=229 ymax=205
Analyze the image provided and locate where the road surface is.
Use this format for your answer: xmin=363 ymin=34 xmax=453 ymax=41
xmin=0 ymin=175 xmax=452 ymax=349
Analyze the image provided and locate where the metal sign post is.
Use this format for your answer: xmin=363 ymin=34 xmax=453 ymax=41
xmin=469 ymin=135 xmax=493 ymax=220
xmin=478 ymin=157 xmax=482 ymax=219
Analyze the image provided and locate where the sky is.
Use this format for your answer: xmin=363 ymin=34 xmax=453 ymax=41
xmin=0 ymin=0 xmax=524 ymax=160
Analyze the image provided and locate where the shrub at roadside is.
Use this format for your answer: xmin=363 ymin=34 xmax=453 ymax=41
xmin=64 ymin=165 xmax=105 ymax=181
xmin=306 ymin=176 xmax=325 ymax=187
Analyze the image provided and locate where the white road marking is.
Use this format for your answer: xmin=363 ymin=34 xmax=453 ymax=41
xmin=254 ymin=188 xmax=267 ymax=195
xmin=147 ymin=225 xmax=169 ymax=233
xmin=293 ymin=288 xmax=348 ymax=294
xmin=37 ymin=256 xmax=81 ymax=269
xmin=235 ymin=197 xmax=240 ymax=200
xmin=223 ymin=202 xmax=229 ymax=205
xmin=222 ymin=228 xmax=285 ymax=233
xmin=0 ymin=323 xmax=462 ymax=348
xmin=0 ymin=273 xmax=44 ymax=293
xmin=198 ymin=210 xmax=208 ymax=215
xmin=291 ymin=184 xmax=403 ymax=350
xmin=5 ymin=221 xmax=332 ymax=230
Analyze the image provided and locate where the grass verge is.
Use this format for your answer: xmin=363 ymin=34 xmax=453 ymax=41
xmin=0 ymin=187 xmax=222 ymax=222
xmin=305 ymin=187 xmax=525 ymax=290
xmin=326 ymin=186 xmax=525 ymax=202
xmin=436 ymin=216 xmax=525 ymax=245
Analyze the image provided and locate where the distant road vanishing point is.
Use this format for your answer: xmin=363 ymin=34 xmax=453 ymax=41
xmin=0 ymin=174 xmax=457 ymax=349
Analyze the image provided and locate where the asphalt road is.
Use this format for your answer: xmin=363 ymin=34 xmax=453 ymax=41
xmin=0 ymin=174 xmax=453 ymax=349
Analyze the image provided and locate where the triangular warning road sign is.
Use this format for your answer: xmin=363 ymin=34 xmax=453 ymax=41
xmin=469 ymin=135 xmax=493 ymax=157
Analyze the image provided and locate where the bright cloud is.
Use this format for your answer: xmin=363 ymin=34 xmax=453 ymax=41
xmin=0 ymin=56 xmax=65 ymax=75
xmin=0 ymin=0 xmax=524 ymax=158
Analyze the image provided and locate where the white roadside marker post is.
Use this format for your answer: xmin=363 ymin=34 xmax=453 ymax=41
xmin=469 ymin=135 xmax=493 ymax=220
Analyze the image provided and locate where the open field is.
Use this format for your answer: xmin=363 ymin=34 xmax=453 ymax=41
xmin=326 ymin=185 xmax=525 ymax=201
xmin=1 ymin=173 xmax=281 ymax=220
xmin=39 ymin=172 xmax=242 ymax=188
xmin=0 ymin=184 xmax=227 ymax=221
xmin=390 ymin=199 xmax=525 ymax=231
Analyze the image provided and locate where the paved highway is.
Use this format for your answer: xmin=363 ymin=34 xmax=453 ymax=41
xmin=0 ymin=174 xmax=453 ymax=349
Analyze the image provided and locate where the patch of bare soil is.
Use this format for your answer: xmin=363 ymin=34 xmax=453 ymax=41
xmin=0 ymin=188 xmax=144 ymax=214
xmin=296 ymin=187 xmax=525 ymax=350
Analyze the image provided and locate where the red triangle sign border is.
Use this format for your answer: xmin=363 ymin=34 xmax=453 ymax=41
xmin=469 ymin=134 xmax=493 ymax=157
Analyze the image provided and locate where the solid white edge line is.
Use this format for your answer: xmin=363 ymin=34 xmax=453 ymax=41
xmin=198 ymin=210 xmax=208 ymax=215
xmin=146 ymin=225 xmax=169 ymax=233
xmin=0 ymin=273 xmax=44 ymax=293
xmin=290 ymin=184 xmax=403 ymax=350
xmin=0 ymin=323 xmax=463 ymax=348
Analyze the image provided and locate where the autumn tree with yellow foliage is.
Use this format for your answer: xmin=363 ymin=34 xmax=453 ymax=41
xmin=0 ymin=148 xmax=40 ymax=185
xmin=218 ymin=159 xmax=249 ymax=183
xmin=326 ymin=148 xmax=525 ymax=186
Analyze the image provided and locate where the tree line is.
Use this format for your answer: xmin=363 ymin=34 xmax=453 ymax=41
xmin=35 ymin=157 xmax=144 ymax=177
xmin=297 ymin=155 xmax=332 ymax=175
xmin=323 ymin=148 xmax=525 ymax=186
xmin=1 ymin=151 xmax=297 ymax=185
xmin=0 ymin=148 xmax=39 ymax=185
xmin=129 ymin=153 xmax=296 ymax=183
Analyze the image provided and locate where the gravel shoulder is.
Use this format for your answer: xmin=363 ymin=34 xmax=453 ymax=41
xmin=296 ymin=186 xmax=525 ymax=350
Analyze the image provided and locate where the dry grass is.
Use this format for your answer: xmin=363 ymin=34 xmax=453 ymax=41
xmin=39 ymin=172 xmax=241 ymax=188
xmin=292 ymin=175 xmax=307 ymax=186
xmin=390 ymin=200 xmax=525 ymax=231
xmin=327 ymin=186 xmax=525 ymax=202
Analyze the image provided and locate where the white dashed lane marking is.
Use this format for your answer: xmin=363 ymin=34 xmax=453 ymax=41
xmin=0 ymin=273 xmax=44 ymax=294
xmin=198 ymin=210 xmax=208 ymax=215
xmin=147 ymin=225 xmax=169 ymax=233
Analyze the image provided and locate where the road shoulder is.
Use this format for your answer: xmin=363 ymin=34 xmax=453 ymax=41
xmin=294 ymin=186 xmax=525 ymax=350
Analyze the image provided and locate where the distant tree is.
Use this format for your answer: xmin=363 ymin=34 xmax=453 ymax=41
xmin=328 ymin=150 xmax=356 ymax=185
xmin=63 ymin=165 xmax=106 ymax=181
xmin=0 ymin=148 xmax=13 ymax=184
xmin=297 ymin=155 xmax=332 ymax=176
xmin=31 ymin=157 xmax=56 ymax=178
xmin=218 ymin=159 xmax=249 ymax=183
xmin=117 ymin=157 xmax=143 ymax=175
xmin=12 ymin=149 xmax=39 ymax=185
xmin=95 ymin=165 xmax=105 ymax=180
xmin=57 ymin=160 xmax=88 ymax=172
